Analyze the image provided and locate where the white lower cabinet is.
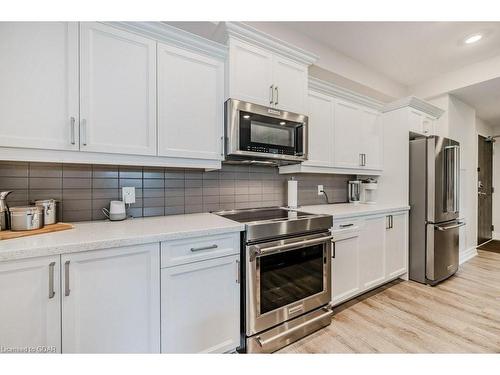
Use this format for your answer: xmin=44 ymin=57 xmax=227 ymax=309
xmin=331 ymin=210 xmax=408 ymax=306
xmin=160 ymin=233 xmax=240 ymax=353
xmin=61 ymin=244 xmax=160 ymax=353
xmin=0 ymin=256 xmax=61 ymax=352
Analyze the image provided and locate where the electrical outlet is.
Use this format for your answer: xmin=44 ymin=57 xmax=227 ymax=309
xmin=317 ymin=185 xmax=324 ymax=195
xmin=122 ymin=187 xmax=136 ymax=204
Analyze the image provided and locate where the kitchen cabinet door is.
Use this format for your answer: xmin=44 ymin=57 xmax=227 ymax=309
xmin=358 ymin=216 xmax=386 ymax=289
xmin=0 ymin=22 xmax=79 ymax=151
xmin=385 ymin=212 xmax=408 ymax=279
xmin=228 ymin=39 xmax=274 ymax=107
xmin=272 ymin=55 xmax=308 ymax=113
xmin=333 ymin=100 xmax=362 ymax=169
xmin=80 ymin=22 xmax=157 ymax=155
xmin=0 ymin=256 xmax=61 ymax=352
xmin=360 ymin=108 xmax=383 ymax=170
xmin=157 ymin=43 xmax=224 ymax=160
xmin=61 ymin=243 xmax=160 ymax=353
xmin=303 ymin=90 xmax=334 ymax=167
xmin=161 ymin=255 xmax=240 ymax=353
xmin=332 ymin=235 xmax=360 ymax=306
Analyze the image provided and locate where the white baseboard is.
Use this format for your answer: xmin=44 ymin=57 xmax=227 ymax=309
xmin=459 ymin=246 xmax=478 ymax=265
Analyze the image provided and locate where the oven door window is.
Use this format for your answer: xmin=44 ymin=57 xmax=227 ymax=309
xmin=258 ymin=244 xmax=324 ymax=315
xmin=239 ymin=111 xmax=304 ymax=156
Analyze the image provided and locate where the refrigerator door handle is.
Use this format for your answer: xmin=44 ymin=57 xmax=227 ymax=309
xmin=435 ymin=221 xmax=465 ymax=231
xmin=444 ymin=145 xmax=460 ymax=214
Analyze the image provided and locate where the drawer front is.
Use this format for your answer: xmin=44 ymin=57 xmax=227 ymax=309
xmin=161 ymin=233 xmax=240 ymax=268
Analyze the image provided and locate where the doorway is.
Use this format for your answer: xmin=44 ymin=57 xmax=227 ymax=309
xmin=477 ymin=135 xmax=494 ymax=245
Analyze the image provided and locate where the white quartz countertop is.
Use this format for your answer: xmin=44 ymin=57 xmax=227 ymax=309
xmin=0 ymin=213 xmax=244 ymax=262
xmin=300 ymin=203 xmax=410 ymax=219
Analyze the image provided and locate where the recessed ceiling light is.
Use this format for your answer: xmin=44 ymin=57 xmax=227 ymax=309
xmin=464 ymin=34 xmax=483 ymax=44
xmin=280 ymin=121 xmax=286 ymax=125
xmin=243 ymin=115 xmax=250 ymax=119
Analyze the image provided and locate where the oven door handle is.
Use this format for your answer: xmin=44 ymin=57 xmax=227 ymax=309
xmin=250 ymin=235 xmax=333 ymax=259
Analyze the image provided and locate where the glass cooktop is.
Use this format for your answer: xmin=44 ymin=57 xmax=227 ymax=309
xmin=215 ymin=207 xmax=314 ymax=223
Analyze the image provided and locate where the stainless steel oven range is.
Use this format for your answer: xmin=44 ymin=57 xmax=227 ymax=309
xmin=215 ymin=207 xmax=333 ymax=353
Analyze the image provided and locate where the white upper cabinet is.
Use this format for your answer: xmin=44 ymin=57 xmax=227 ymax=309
xmin=0 ymin=22 xmax=79 ymax=151
xmin=304 ymin=90 xmax=334 ymax=167
xmin=227 ymin=40 xmax=308 ymax=113
xmin=61 ymin=244 xmax=160 ymax=353
xmin=225 ymin=23 xmax=316 ymax=114
xmin=0 ymin=256 xmax=61 ymax=352
xmin=359 ymin=108 xmax=383 ymax=170
xmin=333 ymin=100 xmax=363 ymax=169
xmin=228 ymin=39 xmax=274 ymax=107
xmin=80 ymin=22 xmax=157 ymax=156
xmin=272 ymin=55 xmax=308 ymax=113
xmin=158 ymin=43 xmax=224 ymax=160
xmin=408 ymin=109 xmax=436 ymax=135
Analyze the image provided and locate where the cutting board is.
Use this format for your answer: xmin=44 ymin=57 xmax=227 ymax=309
xmin=0 ymin=223 xmax=74 ymax=240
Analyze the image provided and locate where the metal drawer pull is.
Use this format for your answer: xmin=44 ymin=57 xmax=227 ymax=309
xmin=435 ymin=222 xmax=465 ymax=231
xmin=48 ymin=262 xmax=56 ymax=299
xmin=64 ymin=260 xmax=70 ymax=297
xmin=331 ymin=241 xmax=336 ymax=259
xmin=339 ymin=223 xmax=354 ymax=228
xmin=190 ymin=244 xmax=218 ymax=252
xmin=70 ymin=117 xmax=76 ymax=145
xmin=269 ymin=85 xmax=274 ymax=104
xmin=256 ymin=307 xmax=333 ymax=347
xmin=275 ymin=86 xmax=279 ymax=105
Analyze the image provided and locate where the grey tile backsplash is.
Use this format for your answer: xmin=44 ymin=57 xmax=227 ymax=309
xmin=0 ymin=161 xmax=352 ymax=222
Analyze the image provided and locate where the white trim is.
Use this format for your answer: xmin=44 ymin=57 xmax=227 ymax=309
xmin=0 ymin=147 xmax=221 ymax=170
xmin=106 ymin=22 xmax=227 ymax=60
xmin=279 ymin=163 xmax=382 ymax=176
xmin=308 ymin=77 xmax=384 ymax=111
xmin=222 ymin=22 xmax=318 ymax=65
xmin=460 ymin=246 xmax=478 ymax=265
xmin=382 ymin=96 xmax=445 ymax=118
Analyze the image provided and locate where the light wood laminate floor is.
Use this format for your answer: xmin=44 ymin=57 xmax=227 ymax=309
xmin=278 ymin=250 xmax=500 ymax=353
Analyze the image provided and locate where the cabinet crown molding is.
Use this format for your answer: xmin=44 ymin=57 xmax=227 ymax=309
xmin=221 ymin=22 xmax=318 ymax=65
xmin=107 ymin=22 xmax=228 ymax=59
xmin=308 ymin=76 xmax=384 ymax=111
xmin=382 ymin=96 xmax=445 ymax=118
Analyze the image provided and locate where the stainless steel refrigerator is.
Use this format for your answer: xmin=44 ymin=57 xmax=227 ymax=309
xmin=409 ymin=136 xmax=464 ymax=285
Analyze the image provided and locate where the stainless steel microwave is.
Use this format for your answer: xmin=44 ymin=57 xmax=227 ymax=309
xmin=224 ymin=99 xmax=308 ymax=165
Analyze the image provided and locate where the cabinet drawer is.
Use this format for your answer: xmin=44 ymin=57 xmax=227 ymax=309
xmin=161 ymin=233 xmax=240 ymax=268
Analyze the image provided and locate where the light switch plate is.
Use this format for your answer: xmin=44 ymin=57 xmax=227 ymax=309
xmin=317 ymin=185 xmax=324 ymax=195
xmin=122 ymin=187 xmax=136 ymax=204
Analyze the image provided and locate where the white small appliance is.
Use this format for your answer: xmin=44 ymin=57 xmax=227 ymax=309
xmin=360 ymin=179 xmax=378 ymax=205
xmin=102 ymin=200 xmax=127 ymax=221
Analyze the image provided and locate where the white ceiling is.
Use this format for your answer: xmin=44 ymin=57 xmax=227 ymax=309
xmin=451 ymin=77 xmax=500 ymax=126
xmin=277 ymin=22 xmax=500 ymax=86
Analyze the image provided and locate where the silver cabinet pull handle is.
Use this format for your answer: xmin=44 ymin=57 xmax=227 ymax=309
xmin=339 ymin=223 xmax=354 ymax=228
xmin=363 ymin=154 xmax=367 ymax=166
xmin=81 ymin=119 xmax=87 ymax=146
xmin=269 ymin=85 xmax=274 ymax=105
xmin=190 ymin=244 xmax=218 ymax=252
xmin=359 ymin=154 xmax=363 ymax=166
xmin=236 ymin=259 xmax=240 ymax=284
xmin=64 ymin=260 xmax=70 ymax=296
xmin=70 ymin=117 xmax=76 ymax=145
xmin=220 ymin=136 xmax=224 ymax=157
xmin=275 ymin=86 xmax=279 ymax=106
xmin=331 ymin=240 xmax=336 ymax=259
xmin=48 ymin=262 xmax=56 ymax=299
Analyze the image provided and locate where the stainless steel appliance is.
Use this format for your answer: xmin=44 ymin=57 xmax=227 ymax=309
xmin=9 ymin=206 xmax=44 ymax=231
xmin=215 ymin=207 xmax=333 ymax=353
xmin=409 ymin=136 xmax=464 ymax=285
xmin=35 ymin=199 xmax=58 ymax=225
xmin=0 ymin=191 xmax=12 ymax=230
xmin=348 ymin=180 xmax=361 ymax=204
xmin=224 ymin=99 xmax=308 ymax=165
